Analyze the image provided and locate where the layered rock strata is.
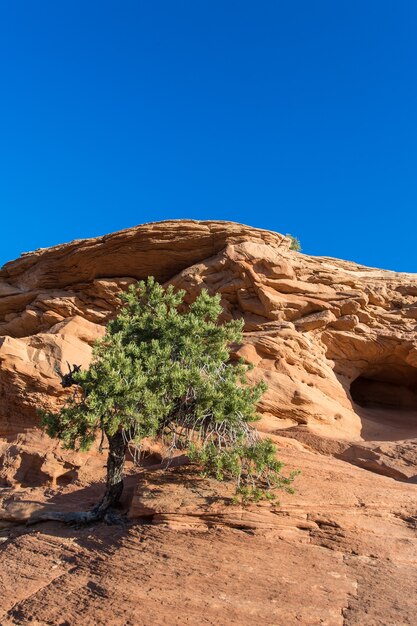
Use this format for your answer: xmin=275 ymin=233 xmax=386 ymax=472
xmin=0 ymin=220 xmax=416 ymax=486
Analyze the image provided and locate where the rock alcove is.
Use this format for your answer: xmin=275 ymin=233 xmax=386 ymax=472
xmin=350 ymin=361 xmax=417 ymax=411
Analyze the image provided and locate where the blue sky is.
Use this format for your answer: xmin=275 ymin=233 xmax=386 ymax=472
xmin=0 ymin=1 xmax=416 ymax=271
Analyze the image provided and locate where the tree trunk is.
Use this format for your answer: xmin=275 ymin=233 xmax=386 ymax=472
xmin=30 ymin=430 xmax=127 ymax=526
xmin=92 ymin=430 xmax=127 ymax=516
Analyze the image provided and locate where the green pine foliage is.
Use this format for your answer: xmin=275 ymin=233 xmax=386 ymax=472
xmin=285 ymin=233 xmax=302 ymax=251
xmin=41 ymin=277 xmax=297 ymax=502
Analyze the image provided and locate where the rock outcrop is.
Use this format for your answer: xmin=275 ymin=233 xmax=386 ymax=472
xmin=1 ymin=220 xmax=416 ymax=485
xmin=1 ymin=444 xmax=416 ymax=626
xmin=1 ymin=220 xmax=416 ymax=625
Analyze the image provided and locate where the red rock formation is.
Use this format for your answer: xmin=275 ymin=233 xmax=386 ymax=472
xmin=1 ymin=445 xmax=416 ymax=625
xmin=1 ymin=219 xmax=416 ymax=485
xmin=1 ymin=220 xmax=416 ymax=625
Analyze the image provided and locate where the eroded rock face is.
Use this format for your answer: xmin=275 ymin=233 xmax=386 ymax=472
xmin=1 ymin=444 xmax=416 ymax=626
xmin=0 ymin=219 xmax=416 ymax=486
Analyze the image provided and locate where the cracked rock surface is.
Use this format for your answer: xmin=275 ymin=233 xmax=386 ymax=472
xmin=0 ymin=220 xmax=416 ymax=624
xmin=1 ymin=445 xmax=416 ymax=625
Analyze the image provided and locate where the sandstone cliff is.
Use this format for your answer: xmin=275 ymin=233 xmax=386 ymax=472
xmin=0 ymin=220 xmax=416 ymax=485
xmin=1 ymin=220 xmax=416 ymax=625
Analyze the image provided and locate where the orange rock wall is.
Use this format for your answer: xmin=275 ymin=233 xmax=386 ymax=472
xmin=1 ymin=220 xmax=416 ymax=485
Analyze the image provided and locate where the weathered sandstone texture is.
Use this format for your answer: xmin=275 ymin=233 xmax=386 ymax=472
xmin=1 ymin=444 xmax=416 ymax=626
xmin=0 ymin=220 xmax=416 ymax=625
xmin=0 ymin=219 xmax=416 ymax=485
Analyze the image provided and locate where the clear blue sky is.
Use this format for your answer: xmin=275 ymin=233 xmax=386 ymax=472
xmin=0 ymin=1 xmax=416 ymax=271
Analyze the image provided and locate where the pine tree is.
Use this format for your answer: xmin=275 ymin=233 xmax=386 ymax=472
xmin=40 ymin=278 xmax=295 ymax=523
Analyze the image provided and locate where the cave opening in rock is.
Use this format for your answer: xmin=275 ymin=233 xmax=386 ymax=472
xmin=350 ymin=361 xmax=417 ymax=411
